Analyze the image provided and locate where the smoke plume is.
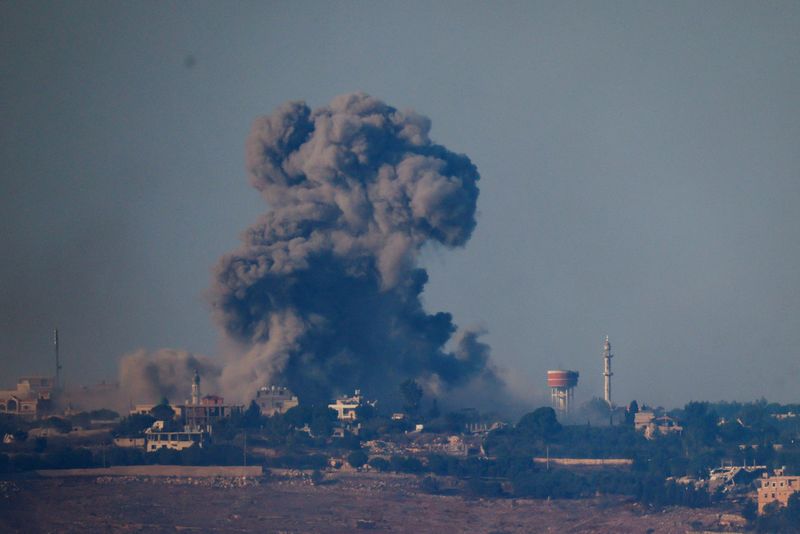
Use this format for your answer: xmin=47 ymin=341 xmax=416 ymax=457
xmin=119 ymin=348 xmax=221 ymax=405
xmin=212 ymin=93 xmax=501 ymax=404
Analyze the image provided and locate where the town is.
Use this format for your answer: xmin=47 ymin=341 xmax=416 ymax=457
xmin=1 ymin=339 xmax=798 ymax=532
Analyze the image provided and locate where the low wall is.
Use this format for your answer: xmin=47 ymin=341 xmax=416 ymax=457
xmin=532 ymin=458 xmax=633 ymax=467
xmin=36 ymin=465 xmax=263 ymax=477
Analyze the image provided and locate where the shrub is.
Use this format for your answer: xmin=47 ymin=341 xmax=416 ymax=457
xmin=368 ymin=457 xmax=390 ymax=472
xmin=347 ymin=450 xmax=368 ymax=468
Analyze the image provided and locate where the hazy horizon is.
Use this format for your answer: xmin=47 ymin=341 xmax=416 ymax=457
xmin=2 ymin=1 xmax=798 ymax=409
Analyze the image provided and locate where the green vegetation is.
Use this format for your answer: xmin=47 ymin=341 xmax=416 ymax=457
xmin=753 ymin=492 xmax=800 ymax=533
xmin=1 ymin=393 xmax=797 ymax=515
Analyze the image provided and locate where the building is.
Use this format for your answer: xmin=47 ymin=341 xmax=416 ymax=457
xmin=634 ymin=411 xmax=683 ymax=439
xmin=176 ymin=370 xmax=241 ymax=431
xmin=0 ymin=376 xmax=54 ymax=418
xmin=129 ymin=404 xmax=181 ymax=418
xmin=328 ymin=390 xmax=376 ymax=422
xmin=758 ymin=469 xmax=800 ymax=514
xmin=144 ymin=420 xmax=206 ymax=452
xmin=708 ymin=465 xmax=767 ymax=493
xmin=180 ymin=395 xmax=241 ymax=431
xmin=113 ymin=437 xmax=145 ymax=448
xmin=255 ymin=385 xmax=299 ymax=416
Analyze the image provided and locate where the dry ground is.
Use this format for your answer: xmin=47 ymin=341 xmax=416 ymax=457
xmin=0 ymin=471 xmax=736 ymax=533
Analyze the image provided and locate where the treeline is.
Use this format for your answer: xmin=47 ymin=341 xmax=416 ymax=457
xmin=487 ymin=402 xmax=800 ymax=479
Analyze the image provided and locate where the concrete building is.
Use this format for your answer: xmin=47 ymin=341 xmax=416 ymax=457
xmin=113 ymin=437 xmax=145 ymax=448
xmin=129 ymin=404 xmax=181 ymax=418
xmin=758 ymin=469 xmax=800 ymax=514
xmin=177 ymin=370 xmax=241 ymax=431
xmin=144 ymin=420 xmax=206 ymax=452
xmin=180 ymin=395 xmax=240 ymax=431
xmin=634 ymin=411 xmax=683 ymax=439
xmin=329 ymin=390 xmax=376 ymax=422
xmin=0 ymin=376 xmax=54 ymax=418
xmin=255 ymin=385 xmax=299 ymax=416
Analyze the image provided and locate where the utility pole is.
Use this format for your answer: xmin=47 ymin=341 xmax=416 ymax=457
xmin=54 ymin=328 xmax=62 ymax=390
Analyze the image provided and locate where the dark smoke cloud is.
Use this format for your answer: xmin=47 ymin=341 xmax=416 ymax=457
xmin=212 ymin=93 xmax=502 ymax=404
xmin=119 ymin=348 xmax=221 ymax=405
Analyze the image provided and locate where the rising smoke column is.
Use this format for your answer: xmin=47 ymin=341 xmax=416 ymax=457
xmin=119 ymin=348 xmax=221 ymax=405
xmin=212 ymin=93 xmax=500 ymax=404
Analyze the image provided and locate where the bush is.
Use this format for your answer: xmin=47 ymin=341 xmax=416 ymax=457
xmin=43 ymin=417 xmax=72 ymax=434
xmin=390 ymin=455 xmax=424 ymax=474
xmin=466 ymin=477 xmax=504 ymax=498
xmin=368 ymin=457 xmax=390 ymax=472
xmin=44 ymin=446 xmax=94 ymax=469
xmin=113 ymin=414 xmax=155 ymax=437
xmin=420 ymin=475 xmax=440 ymax=494
xmin=347 ymin=450 xmax=368 ymax=468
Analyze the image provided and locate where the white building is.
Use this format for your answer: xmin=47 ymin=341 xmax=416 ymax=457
xmin=328 ymin=390 xmax=376 ymax=422
xmin=144 ymin=420 xmax=206 ymax=452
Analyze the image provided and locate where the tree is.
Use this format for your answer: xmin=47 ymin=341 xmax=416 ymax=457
xmin=113 ymin=413 xmax=156 ymax=437
xmin=283 ymin=405 xmax=313 ymax=428
xmin=355 ymin=403 xmax=376 ymax=421
xmin=682 ymin=402 xmax=718 ymax=449
xmin=150 ymin=398 xmax=175 ymax=423
xmin=517 ymin=407 xmax=562 ymax=441
xmin=242 ymin=400 xmax=261 ymax=428
xmin=400 ymin=379 xmax=423 ymax=415
xmin=741 ymin=499 xmax=757 ymax=522
xmin=368 ymin=457 xmax=390 ymax=471
xmin=43 ymin=417 xmax=72 ymax=434
xmin=626 ymin=400 xmax=639 ymax=425
xmin=309 ymin=406 xmax=337 ymax=437
xmin=347 ymin=449 xmax=368 ymax=468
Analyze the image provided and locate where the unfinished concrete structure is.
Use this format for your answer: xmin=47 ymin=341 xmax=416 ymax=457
xmin=758 ymin=468 xmax=800 ymax=514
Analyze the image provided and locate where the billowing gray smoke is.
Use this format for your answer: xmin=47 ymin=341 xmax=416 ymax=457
xmin=212 ymin=93 xmax=501 ymax=404
xmin=119 ymin=348 xmax=221 ymax=405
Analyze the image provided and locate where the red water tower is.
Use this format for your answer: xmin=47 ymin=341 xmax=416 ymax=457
xmin=547 ymin=369 xmax=579 ymax=416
